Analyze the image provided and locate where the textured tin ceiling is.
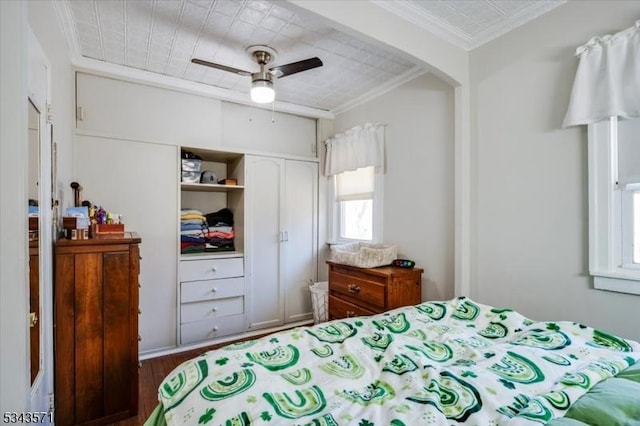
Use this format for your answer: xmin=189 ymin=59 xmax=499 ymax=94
xmin=62 ymin=0 xmax=564 ymax=112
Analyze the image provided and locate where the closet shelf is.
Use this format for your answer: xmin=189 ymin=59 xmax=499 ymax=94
xmin=181 ymin=182 xmax=245 ymax=192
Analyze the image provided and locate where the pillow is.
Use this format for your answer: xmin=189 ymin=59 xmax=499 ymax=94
xmin=563 ymin=377 xmax=640 ymax=426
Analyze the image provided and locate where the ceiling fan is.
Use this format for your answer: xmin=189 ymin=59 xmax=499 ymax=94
xmin=191 ymin=45 xmax=323 ymax=104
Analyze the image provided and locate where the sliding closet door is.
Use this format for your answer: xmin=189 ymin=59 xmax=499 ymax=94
xmin=75 ymin=135 xmax=178 ymax=351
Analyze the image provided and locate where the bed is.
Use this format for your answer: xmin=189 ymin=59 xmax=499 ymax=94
xmin=145 ymin=297 xmax=640 ymax=425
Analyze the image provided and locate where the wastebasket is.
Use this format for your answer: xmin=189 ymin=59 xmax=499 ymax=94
xmin=309 ymin=281 xmax=328 ymax=324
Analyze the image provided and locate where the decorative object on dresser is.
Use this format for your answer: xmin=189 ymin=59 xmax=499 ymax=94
xmin=327 ymin=260 xmax=423 ymax=320
xmin=54 ymin=232 xmax=141 ymax=425
xmin=330 ymin=242 xmax=397 ymax=268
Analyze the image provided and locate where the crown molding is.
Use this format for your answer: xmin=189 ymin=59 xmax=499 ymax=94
xmin=372 ymin=0 xmax=566 ymax=51
xmin=372 ymin=0 xmax=472 ymax=50
xmin=466 ymin=1 xmax=567 ymax=50
xmin=52 ymin=0 xmax=81 ymax=62
xmin=332 ymin=66 xmax=428 ymax=116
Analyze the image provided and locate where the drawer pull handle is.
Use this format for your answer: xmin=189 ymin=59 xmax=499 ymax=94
xmin=212 ymin=307 xmax=218 ymax=312
xmin=211 ymin=267 xmax=217 ymax=272
xmin=346 ymin=311 xmax=357 ymax=317
xmin=347 ymin=284 xmax=361 ymax=294
xmin=138 ymin=335 xmax=142 ymax=342
xmin=138 ymin=308 xmax=142 ymax=315
xmin=211 ymin=287 xmax=218 ymax=293
xmin=212 ymin=326 xmax=219 ymax=332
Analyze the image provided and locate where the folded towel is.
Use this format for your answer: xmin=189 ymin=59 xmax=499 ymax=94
xmin=181 ymin=229 xmax=206 ymax=236
xmin=204 ymin=231 xmax=234 ymax=239
xmin=208 ymin=225 xmax=233 ymax=233
xmin=181 ymin=223 xmax=207 ymax=231
xmin=180 ymin=219 xmax=206 ymax=225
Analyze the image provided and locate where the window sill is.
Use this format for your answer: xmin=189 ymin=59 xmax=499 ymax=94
xmin=592 ymin=270 xmax=640 ymax=295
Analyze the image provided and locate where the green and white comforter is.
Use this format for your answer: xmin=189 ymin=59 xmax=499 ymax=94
xmin=151 ymin=297 xmax=640 ymax=425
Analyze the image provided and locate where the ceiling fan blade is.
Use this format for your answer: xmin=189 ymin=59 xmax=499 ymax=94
xmin=269 ymin=57 xmax=323 ymax=78
xmin=191 ymin=58 xmax=252 ymax=76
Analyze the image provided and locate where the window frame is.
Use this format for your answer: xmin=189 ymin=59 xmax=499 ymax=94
xmin=588 ymin=117 xmax=640 ymax=294
xmin=328 ymin=168 xmax=383 ymax=244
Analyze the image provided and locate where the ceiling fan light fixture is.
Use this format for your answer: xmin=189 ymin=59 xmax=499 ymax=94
xmin=250 ymin=79 xmax=275 ymax=104
xmin=192 ymin=45 xmax=322 ymax=105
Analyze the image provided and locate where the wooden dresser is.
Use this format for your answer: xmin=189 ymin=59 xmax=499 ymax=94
xmin=327 ymin=261 xmax=423 ymax=319
xmin=54 ymin=232 xmax=141 ymax=425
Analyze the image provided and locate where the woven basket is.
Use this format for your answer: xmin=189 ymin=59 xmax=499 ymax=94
xmin=330 ymin=242 xmax=397 ymax=268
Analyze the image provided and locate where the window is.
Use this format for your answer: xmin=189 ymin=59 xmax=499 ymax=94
xmin=329 ymin=166 xmax=382 ymax=243
xmin=588 ymin=117 xmax=640 ymax=294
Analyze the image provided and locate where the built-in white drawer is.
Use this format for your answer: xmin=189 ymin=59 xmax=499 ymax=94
xmin=180 ymin=257 xmax=243 ymax=282
xmin=181 ymin=277 xmax=244 ymax=303
xmin=181 ymin=297 xmax=244 ymax=324
xmin=180 ymin=313 xmax=245 ymax=345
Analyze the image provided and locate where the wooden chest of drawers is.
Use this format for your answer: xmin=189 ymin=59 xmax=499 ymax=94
xmin=327 ymin=261 xmax=423 ymax=320
xmin=55 ymin=232 xmax=141 ymax=425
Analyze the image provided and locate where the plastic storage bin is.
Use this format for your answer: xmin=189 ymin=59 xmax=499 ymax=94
xmin=181 ymin=158 xmax=202 ymax=172
xmin=309 ymin=281 xmax=328 ymax=324
xmin=181 ymin=170 xmax=200 ymax=183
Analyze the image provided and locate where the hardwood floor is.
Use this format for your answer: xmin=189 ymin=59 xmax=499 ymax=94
xmin=111 ymin=334 xmax=270 ymax=425
xmin=110 ymin=346 xmax=207 ymax=425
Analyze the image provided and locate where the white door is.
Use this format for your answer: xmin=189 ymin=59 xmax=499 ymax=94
xmin=246 ymin=156 xmax=285 ymax=330
xmin=283 ymin=160 xmax=318 ymax=323
xmin=28 ymin=28 xmax=54 ymax=418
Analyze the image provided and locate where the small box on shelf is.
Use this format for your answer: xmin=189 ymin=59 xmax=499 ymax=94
xmin=63 ymin=216 xmax=90 ymax=230
xmin=218 ymin=178 xmax=237 ymax=185
xmin=94 ymin=223 xmax=125 ymax=235
xmin=66 ymin=228 xmax=89 ymax=240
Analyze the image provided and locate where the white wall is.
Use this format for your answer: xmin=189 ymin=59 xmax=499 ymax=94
xmin=334 ymin=73 xmax=455 ymax=300
xmin=470 ymin=1 xmax=640 ymax=341
xmin=0 ymin=0 xmax=29 ymax=413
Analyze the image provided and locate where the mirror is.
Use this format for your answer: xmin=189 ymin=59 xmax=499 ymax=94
xmin=28 ymin=99 xmax=41 ymax=385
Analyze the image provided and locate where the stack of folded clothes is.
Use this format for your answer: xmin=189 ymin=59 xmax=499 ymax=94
xmin=204 ymin=208 xmax=235 ymax=252
xmin=180 ymin=209 xmax=207 ymax=254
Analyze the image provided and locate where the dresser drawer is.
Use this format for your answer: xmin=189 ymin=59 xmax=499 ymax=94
xmin=181 ymin=297 xmax=244 ymax=324
xmin=329 ymin=295 xmax=376 ymax=320
xmin=180 ymin=257 xmax=243 ymax=282
xmin=180 ymin=313 xmax=245 ymax=345
xmin=329 ymin=271 xmax=385 ymax=309
xmin=181 ymin=277 xmax=244 ymax=303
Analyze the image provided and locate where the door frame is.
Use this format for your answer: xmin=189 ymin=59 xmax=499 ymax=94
xmin=28 ymin=26 xmax=54 ymax=417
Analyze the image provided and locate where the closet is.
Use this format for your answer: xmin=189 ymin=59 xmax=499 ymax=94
xmin=74 ymin=72 xmax=321 ymax=352
xmin=245 ymin=155 xmax=318 ymax=330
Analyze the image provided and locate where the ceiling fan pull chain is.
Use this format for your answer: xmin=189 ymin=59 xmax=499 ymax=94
xmin=271 ymin=101 xmax=276 ymax=124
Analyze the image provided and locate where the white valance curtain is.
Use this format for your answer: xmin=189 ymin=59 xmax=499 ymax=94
xmin=324 ymin=123 xmax=385 ymax=176
xmin=563 ymin=20 xmax=640 ymax=127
